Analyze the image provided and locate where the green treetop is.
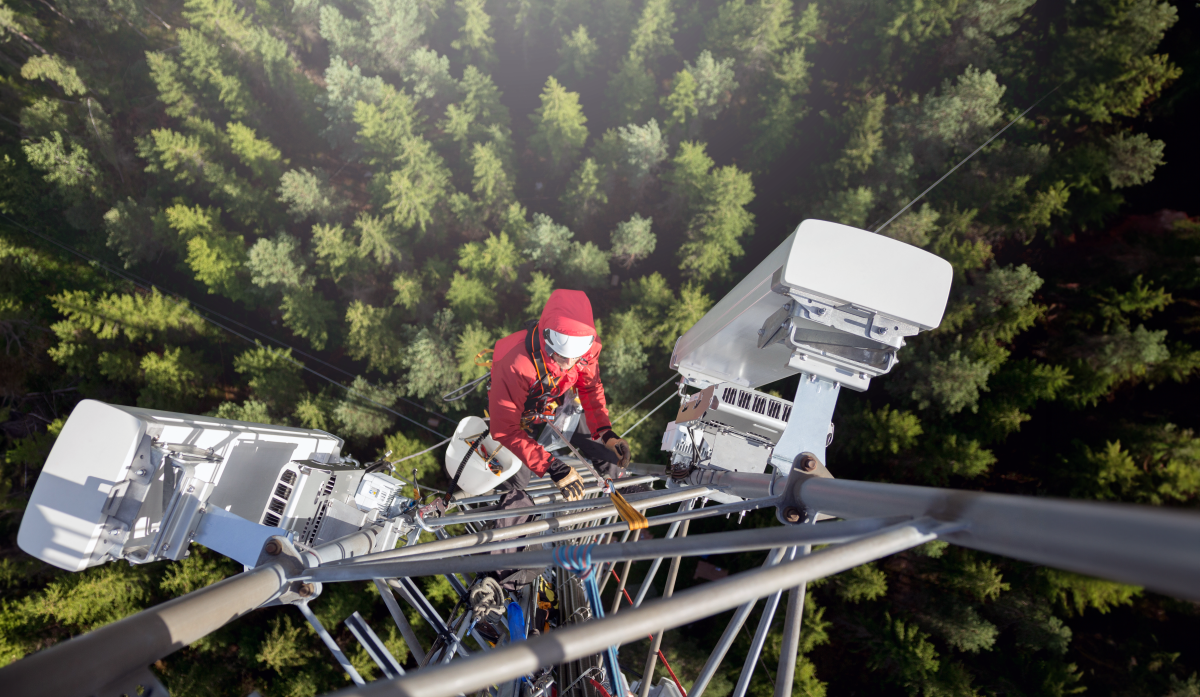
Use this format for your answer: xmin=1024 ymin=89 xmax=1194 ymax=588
xmin=529 ymin=77 xmax=589 ymax=171
xmin=451 ymin=0 xmax=497 ymax=65
xmin=611 ymin=213 xmax=656 ymax=268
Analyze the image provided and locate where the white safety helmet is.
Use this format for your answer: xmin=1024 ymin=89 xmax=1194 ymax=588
xmin=544 ymin=327 xmax=594 ymax=359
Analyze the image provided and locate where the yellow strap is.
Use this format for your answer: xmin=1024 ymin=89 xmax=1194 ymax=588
xmin=474 ymin=348 xmax=494 ymax=369
xmin=609 ymin=487 xmax=648 ymax=531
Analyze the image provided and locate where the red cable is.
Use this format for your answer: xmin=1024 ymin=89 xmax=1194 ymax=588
xmin=588 ymin=677 xmax=613 ymax=697
xmin=610 ymin=569 xmax=689 ymax=697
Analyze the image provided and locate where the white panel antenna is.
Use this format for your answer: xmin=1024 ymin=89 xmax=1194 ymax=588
xmin=670 ymin=219 xmax=953 ymax=393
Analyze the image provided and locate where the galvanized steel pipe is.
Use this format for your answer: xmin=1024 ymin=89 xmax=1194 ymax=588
xmin=0 ymin=563 xmax=290 ymax=697
xmin=321 ymin=521 xmax=941 ymax=697
xmin=298 ymin=517 xmax=903 ymax=583
xmin=322 ymin=486 xmax=714 ymax=566
xmin=797 ymin=477 xmax=1200 ymax=600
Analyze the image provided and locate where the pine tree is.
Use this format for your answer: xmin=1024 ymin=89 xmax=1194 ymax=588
xmin=524 ymin=272 xmax=555 ymax=316
xmin=345 ymin=301 xmax=402 ymax=373
xmin=563 ymin=242 xmax=610 ymax=287
xmin=247 ymin=234 xmax=307 ymax=291
xmin=403 ymin=48 xmax=458 ymax=103
xmin=610 ymin=213 xmax=656 ymax=268
xmin=662 ymin=70 xmax=699 ymax=135
xmin=705 ymin=0 xmax=793 ymax=71
xmin=280 ymin=287 xmax=335 ymax=351
xmin=400 ymin=309 xmax=462 ymax=401
xmin=278 ymin=168 xmax=344 ymax=221
xmin=334 ymin=376 xmax=400 ymax=440
xmin=319 ymin=0 xmax=427 ymax=75
xmin=354 ymin=213 xmax=402 ymax=267
xmin=233 ymin=345 xmax=304 ymax=413
xmin=560 ymin=157 xmax=608 ymax=226
xmin=321 ymin=57 xmax=387 ymax=148
xmin=451 ymin=0 xmax=496 ymax=65
xmin=529 ymin=77 xmax=589 ymax=171
xmin=614 ymin=118 xmax=667 ymax=189
xmin=1106 ymin=132 xmax=1166 ymax=188
xmin=686 ymin=50 xmax=739 ymax=121
xmin=606 ymin=56 xmax=657 ymax=126
xmin=164 ymin=205 xmax=250 ymax=301
xmin=522 ymin=213 xmax=575 ymax=268
xmin=557 ymin=24 xmax=598 ymax=82
xmin=139 ymin=346 xmax=209 ymax=411
xmin=680 ymin=164 xmax=755 ymax=282
xmin=471 ymin=141 xmax=512 ymax=208
xmin=627 ymin=0 xmax=675 ymax=63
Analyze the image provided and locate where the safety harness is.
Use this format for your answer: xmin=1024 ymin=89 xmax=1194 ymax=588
xmin=521 ymin=319 xmax=563 ymax=428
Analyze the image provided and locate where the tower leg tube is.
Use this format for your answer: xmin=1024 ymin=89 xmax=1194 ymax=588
xmin=374 ymin=578 xmax=426 ymax=666
xmin=0 ymin=562 xmax=289 ymax=697
xmin=298 ymin=601 xmax=365 ymax=686
xmin=690 ymin=547 xmax=789 ymax=697
xmin=638 ymin=518 xmax=690 ymax=697
xmin=732 ymin=548 xmax=797 ymax=697
xmin=776 ymin=521 xmax=817 ymax=697
xmin=633 ymin=500 xmax=694 ymax=608
xmin=774 ymin=582 xmax=807 ymax=697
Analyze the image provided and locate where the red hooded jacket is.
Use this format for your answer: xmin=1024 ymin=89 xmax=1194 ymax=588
xmin=488 ymin=290 xmax=613 ymax=477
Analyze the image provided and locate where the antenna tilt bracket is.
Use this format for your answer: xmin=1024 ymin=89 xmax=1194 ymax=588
xmin=775 ymin=452 xmax=832 ymax=525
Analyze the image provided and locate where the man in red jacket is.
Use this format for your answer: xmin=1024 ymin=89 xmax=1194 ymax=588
xmin=487 ymin=289 xmax=632 ymax=527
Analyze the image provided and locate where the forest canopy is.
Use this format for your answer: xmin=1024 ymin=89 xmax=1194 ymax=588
xmin=1 ymin=0 xmax=1198 ymax=696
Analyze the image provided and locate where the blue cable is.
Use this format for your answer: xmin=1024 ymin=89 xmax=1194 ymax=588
xmin=553 ymin=544 xmax=625 ymax=696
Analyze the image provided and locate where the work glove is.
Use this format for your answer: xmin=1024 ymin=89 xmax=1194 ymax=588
xmin=548 ymin=457 xmax=586 ymax=502
xmin=599 ymin=428 xmax=632 ymax=469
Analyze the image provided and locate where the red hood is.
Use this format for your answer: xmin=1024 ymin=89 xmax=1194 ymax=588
xmin=539 ymin=290 xmax=595 ymax=338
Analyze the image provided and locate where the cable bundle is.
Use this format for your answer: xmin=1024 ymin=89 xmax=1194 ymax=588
xmin=553 ymin=544 xmax=627 ymax=697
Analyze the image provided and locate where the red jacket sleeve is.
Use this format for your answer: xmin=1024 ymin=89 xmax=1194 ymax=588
xmin=488 ymin=353 xmax=555 ymax=477
xmin=576 ymin=351 xmax=613 ymax=439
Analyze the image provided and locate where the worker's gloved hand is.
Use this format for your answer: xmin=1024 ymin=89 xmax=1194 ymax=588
xmin=548 ymin=457 xmax=586 ymax=501
xmin=599 ymin=428 xmax=632 ymax=468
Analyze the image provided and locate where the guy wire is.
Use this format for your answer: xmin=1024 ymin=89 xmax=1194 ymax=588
xmin=874 ymin=83 xmax=1062 ymax=235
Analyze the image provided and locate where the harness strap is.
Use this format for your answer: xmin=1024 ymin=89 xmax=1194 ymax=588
xmin=445 ymin=428 xmax=488 ymax=503
xmin=522 ymin=320 xmax=560 ymax=424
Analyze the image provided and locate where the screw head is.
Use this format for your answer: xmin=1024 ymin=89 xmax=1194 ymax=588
xmin=161 ymin=543 xmax=170 ymax=551
xmin=186 ymin=485 xmax=195 ymax=493
xmin=264 ymin=539 xmax=283 ymax=556
xmin=297 ymin=583 xmax=315 ymax=598
xmin=136 ymin=468 xmax=147 ymax=477
xmin=799 ymin=455 xmax=817 ymax=472
xmin=783 ymin=507 xmax=802 ymax=524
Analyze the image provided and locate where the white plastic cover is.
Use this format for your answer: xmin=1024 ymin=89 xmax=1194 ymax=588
xmin=670 ymin=219 xmax=953 ymax=391
xmin=18 ymin=400 xmax=143 ymax=572
xmin=444 ymin=416 xmax=522 ymax=496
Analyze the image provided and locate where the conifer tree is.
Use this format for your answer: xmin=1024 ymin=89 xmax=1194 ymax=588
xmin=610 ymin=213 xmax=656 ymax=268
xmin=529 ymin=77 xmax=589 ymax=171
xmin=557 ymin=24 xmax=598 ymax=83
xmin=452 ymin=0 xmax=497 ymax=65
xmin=560 ymin=158 xmax=608 ymax=225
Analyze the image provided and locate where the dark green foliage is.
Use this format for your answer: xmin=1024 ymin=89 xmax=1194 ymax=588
xmin=0 ymin=0 xmax=1198 ymax=694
